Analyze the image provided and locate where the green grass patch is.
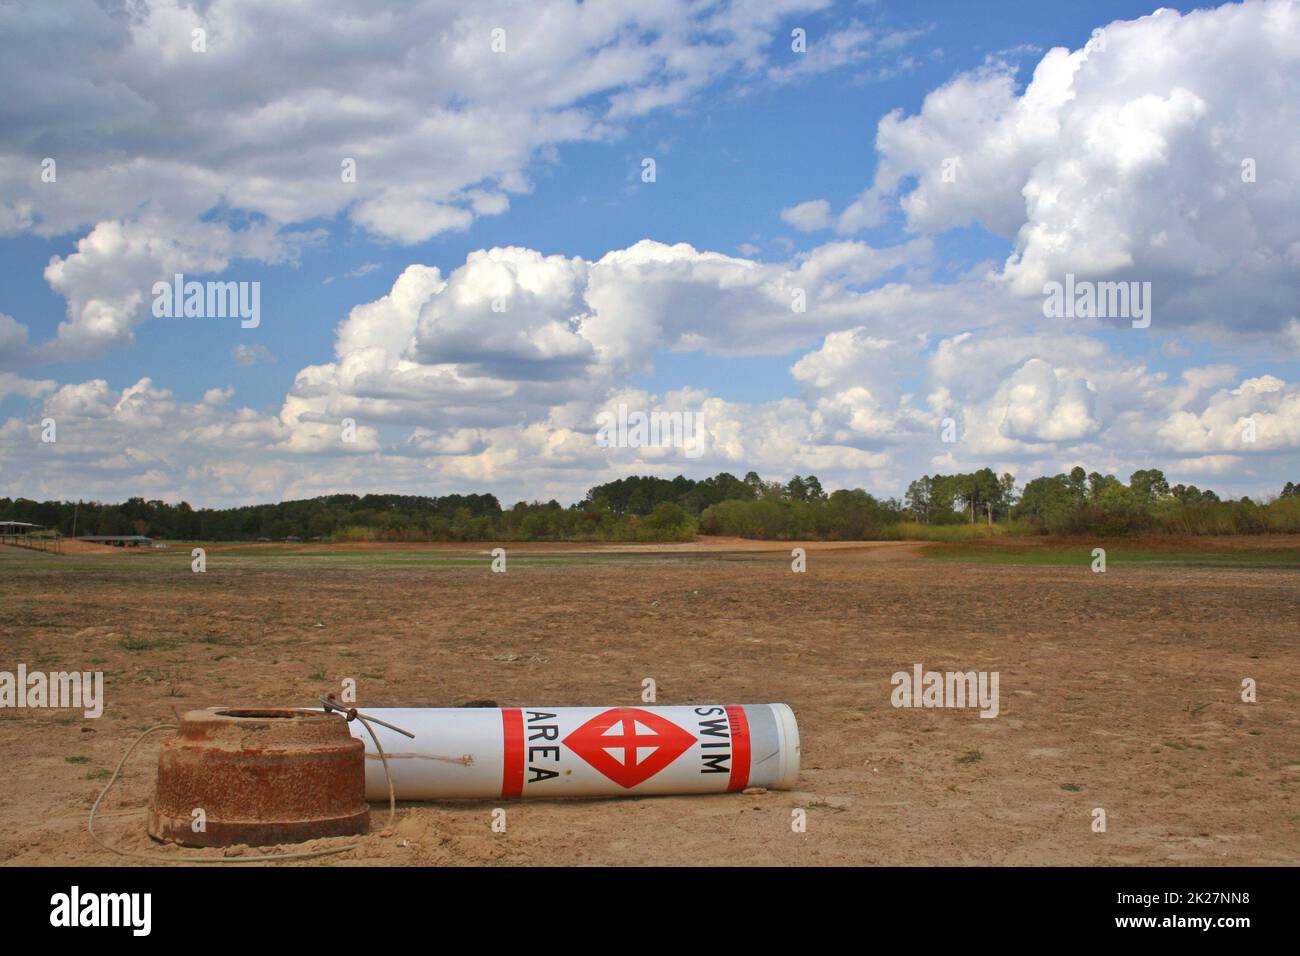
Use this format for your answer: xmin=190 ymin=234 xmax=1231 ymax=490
xmin=118 ymin=636 xmax=178 ymax=652
xmin=923 ymin=544 xmax=1300 ymax=568
xmin=272 ymin=553 xmax=673 ymax=567
xmin=894 ymin=521 xmax=1030 ymax=542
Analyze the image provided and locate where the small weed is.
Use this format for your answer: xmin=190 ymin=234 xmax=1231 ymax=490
xmin=120 ymin=636 xmax=177 ymax=652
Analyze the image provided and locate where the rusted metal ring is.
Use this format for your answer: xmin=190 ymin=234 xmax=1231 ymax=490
xmin=147 ymin=707 xmax=369 ymax=847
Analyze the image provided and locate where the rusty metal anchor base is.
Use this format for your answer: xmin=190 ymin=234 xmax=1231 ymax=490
xmin=147 ymin=708 xmax=369 ymax=847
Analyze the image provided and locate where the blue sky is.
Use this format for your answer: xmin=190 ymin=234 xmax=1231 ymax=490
xmin=1 ymin=0 xmax=1297 ymax=506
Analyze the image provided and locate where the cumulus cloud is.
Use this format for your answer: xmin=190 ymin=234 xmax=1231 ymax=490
xmin=0 ymin=314 xmax=35 ymax=369
xmin=817 ymin=1 xmax=1300 ymax=338
xmin=251 ymin=233 xmax=1300 ymax=503
xmin=411 ymin=248 xmax=594 ymax=380
xmin=16 ymin=225 xmax=1294 ymax=507
xmin=232 ymin=344 xmax=275 ymax=367
xmin=781 ymin=199 xmax=834 ymax=232
xmin=39 ymin=216 xmax=310 ymax=359
xmin=267 ymin=237 xmax=943 ymax=456
xmin=1 ymin=0 xmax=864 ymax=364
xmin=0 ymin=1 xmax=826 ymax=240
xmin=1173 ymin=454 xmax=1245 ymax=475
xmin=0 ymin=371 xmax=55 ymax=401
xmin=780 ymin=319 xmax=1300 ymax=494
xmin=6 ymin=321 xmax=1298 ymax=506
xmin=1157 ymin=374 xmax=1300 ymax=453
xmin=0 ymin=373 xmax=390 ymax=504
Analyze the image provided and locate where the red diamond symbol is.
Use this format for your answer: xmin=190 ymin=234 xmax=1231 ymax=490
xmin=563 ymin=708 xmax=697 ymax=789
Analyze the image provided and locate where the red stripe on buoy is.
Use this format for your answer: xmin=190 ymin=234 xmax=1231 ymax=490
xmin=724 ymin=705 xmax=750 ymax=791
xmin=501 ymin=708 xmax=525 ymax=797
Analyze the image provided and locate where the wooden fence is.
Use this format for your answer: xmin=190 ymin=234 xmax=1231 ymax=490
xmin=0 ymin=533 xmax=63 ymax=554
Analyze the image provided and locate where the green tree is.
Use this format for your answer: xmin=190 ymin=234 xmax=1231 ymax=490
xmin=1066 ymin=466 xmax=1087 ymax=502
xmin=1129 ymin=468 xmax=1170 ymax=503
xmin=905 ymin=477 xmax=932 ymax=523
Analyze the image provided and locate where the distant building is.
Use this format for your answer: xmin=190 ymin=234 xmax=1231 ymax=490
xmin=77 ymin=534 xmax=152 ymax=548
xmin=1 ymin=521 xmax=62 ymax=553
xmin=0 ymin=520 xmax=43 ymax=535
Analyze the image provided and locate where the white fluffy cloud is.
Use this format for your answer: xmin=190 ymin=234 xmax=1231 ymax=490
xmin=0 ymin=1 xmax=835 ymax=241
xmin=0 ymin=371 xmax=55 ymax=402
xmin=1157 ymin=374 xmax=1300 ymax=453
xmin=781 ymin=199 xmax=834 ymax=232
xmin=810 ymin=1 xmax=1300 ymax=340
xmin=35 ymin=216 xmax=311 ymax=361
xmin=1 ymin=0 xmax=856 ymax=364
xmin=272 ymin=237 xmax=942 ymax=451
xmin=70 ymin=268 xmax=1300 ymax=504
xmin=7 ymin=308 xmax=1296 ymax=506
xmin=9 ymin=229 xmax=1297 ymax=506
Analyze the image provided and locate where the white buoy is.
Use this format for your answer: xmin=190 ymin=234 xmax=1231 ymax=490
xmin=336 ymin=704 xmax=800 ymax=800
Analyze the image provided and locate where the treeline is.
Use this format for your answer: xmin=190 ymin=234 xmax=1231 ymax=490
xmin=904 ymin=468 xmax=1018 ymax=524
xmin=583 ymin=471 xmax=903 ymax=539
xmin=2 ymin=468 xmax=1297 ymax=543
xmin=0 ymin=493 xmax=504 ymax=542
xmin=1012 ymin=467 xmax=1300 ymax=535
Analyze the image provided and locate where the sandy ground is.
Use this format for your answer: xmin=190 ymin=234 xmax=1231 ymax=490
xmin=0 ymin=537 xmax=1296 ymax=866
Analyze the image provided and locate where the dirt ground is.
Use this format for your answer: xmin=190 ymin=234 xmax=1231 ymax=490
xmin=0 ymin=536 xmax=1296 ymax=866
